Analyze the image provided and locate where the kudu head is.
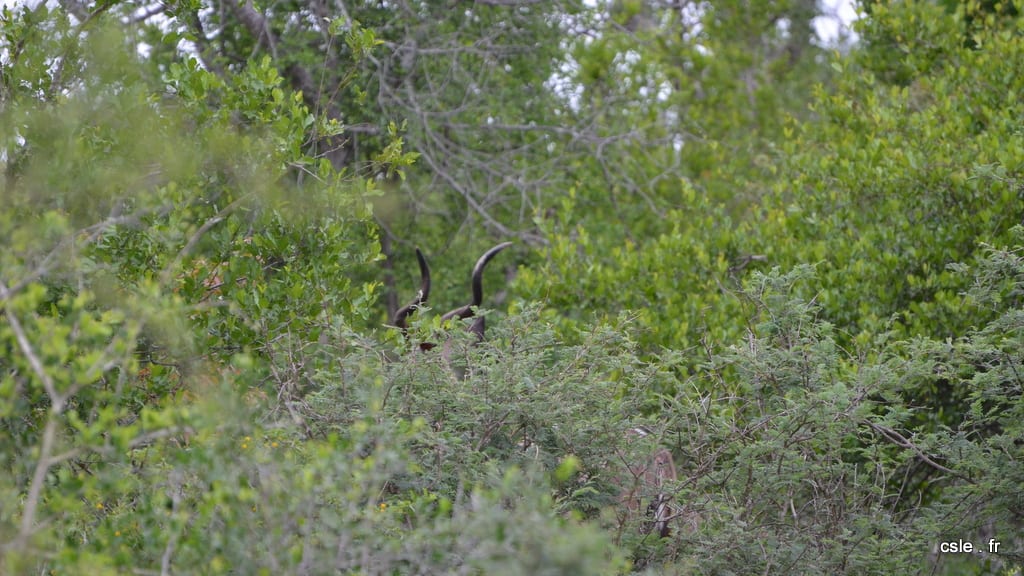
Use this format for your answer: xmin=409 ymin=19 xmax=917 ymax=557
xmin=391 ymin=248 xmax=431 ymax=338
xmin=390 ymin=242 xmax=512 ymax=349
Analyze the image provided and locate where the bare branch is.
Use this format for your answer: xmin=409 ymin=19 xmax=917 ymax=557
xmin=226 ymin=2 xmax=321 ymax=108
xmin=57 ymin=0 xmax=90 ymax=21
xmin=185 ymin=9 xmax=228 ymax=79
xmin=17 ymin=414 xmax=59 ymax=547
xmin=1 ymin=204 xmax=173 ymax=304
xmin=1 ymin=284 xmax=72 ymax=546
xmin=865 ymin=421 xmax=974 ymax=483
xmin=1 ymin=281 xmax=61 ymax=409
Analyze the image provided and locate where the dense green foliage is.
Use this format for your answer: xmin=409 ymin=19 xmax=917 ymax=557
xmin=2 ymin=0 xmax=1022 ymax=574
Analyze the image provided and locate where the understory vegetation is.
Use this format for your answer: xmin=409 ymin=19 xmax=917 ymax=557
xmin=1 ymin=1 xmax=1022 ymax=574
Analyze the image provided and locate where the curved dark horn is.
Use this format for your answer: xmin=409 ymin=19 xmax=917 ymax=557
xmin=391 ymin=248 xmax=431 ymax=332
xmin=441 ymin=242 xmax=512 ymax=342
xmin=471 ymin=241 xmax=513 ymax=307
xmin=441 ymin=242 xmax=513 ymax=324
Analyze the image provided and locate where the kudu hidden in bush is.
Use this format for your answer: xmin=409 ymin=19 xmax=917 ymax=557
xmin=392 ymin=249 xmax=684 ymax=538
xmin=391 ymin=242 xmax=513 ymax=351
xmin=617 ymin=426 xmax=681 ymax=539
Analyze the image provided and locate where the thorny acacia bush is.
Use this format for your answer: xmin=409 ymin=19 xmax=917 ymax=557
xmin=2 ymin=5 xmax=1023 ymax=576
xmin=0 ymin=11 xmax=628 ymax=575
xmin=8 ymin=227 xmax=1024 ymax=575
xmin=643 ymin=263 xmax=1023 ymax=575
xmin=123 ymin=260 xmax=1024 ymax=576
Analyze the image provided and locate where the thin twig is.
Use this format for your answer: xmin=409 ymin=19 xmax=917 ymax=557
xmin=865 ymin=421 xmax=974 ymax=483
